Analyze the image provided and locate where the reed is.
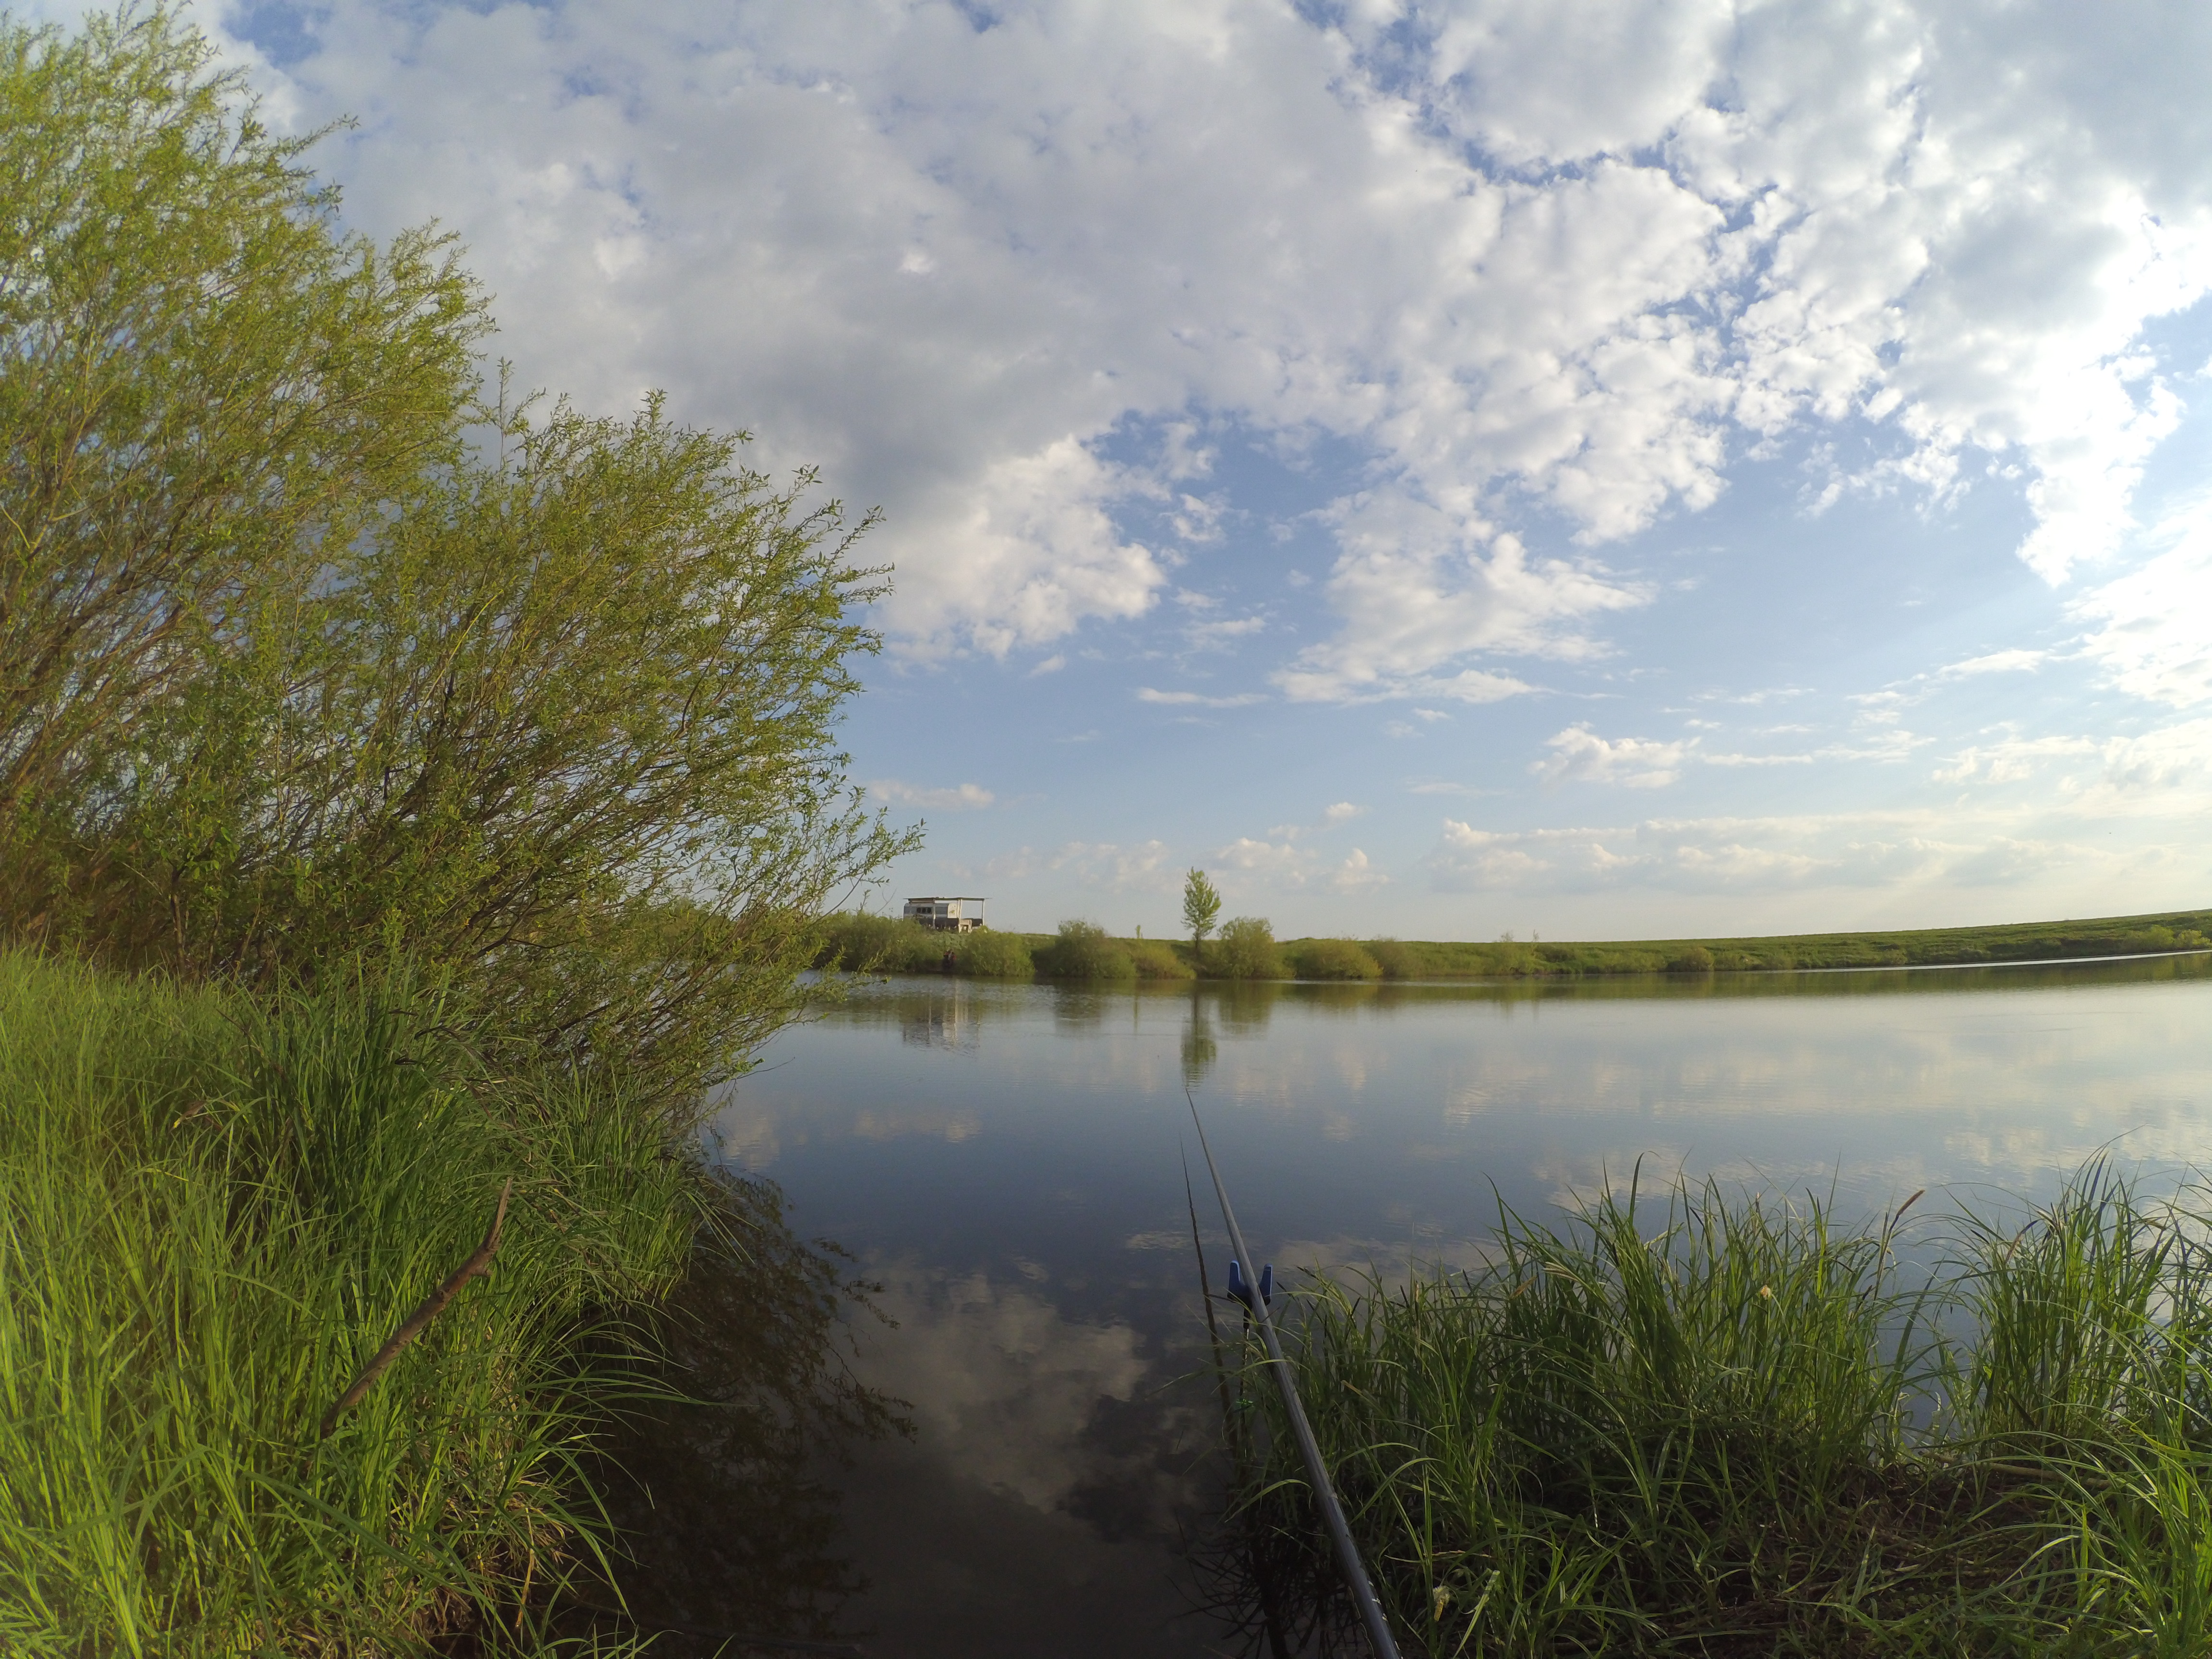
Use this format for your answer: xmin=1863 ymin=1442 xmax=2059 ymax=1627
xmin=1221 ymin=1164 xmax=2212 ymax=1655
xmin=0 ymin=948 xmax=702 ymax=1655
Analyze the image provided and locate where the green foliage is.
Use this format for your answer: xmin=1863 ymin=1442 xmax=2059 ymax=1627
xmin=1322 ymin=908 xmax=2212 ymax=982
xmin=1285 ymin=938 xmax=1382 ymax=980
xmin=1366 ymin=938 xmax=1415 ymax=979
xmin=1213 ymin=916 xmax=1284 ymax=980
xmin=0 ymin=8 xmax=487 ymax=875
xmin=815 ymin=914 xmax=946 ymax=974
xmin=1034 ymin=919 xmax=1136 ymax=981
xmin=1227 ymin=1165 xmax=2212 ymax=1655
xmin=1127 ymin=937 xmax=1197 ymax=979
xmin=953 ymin=928 xmax=1034 ymax=979
xmin=0 ymin=947 xmax=698 ymax=1654
xmin=1182 ymin=867 xmax=1223 ymax=960
xmin=0 ymin=10 xmax=911 ymax=1108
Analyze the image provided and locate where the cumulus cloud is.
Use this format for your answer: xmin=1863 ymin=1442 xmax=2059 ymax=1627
xmin=1215 ymin=836 xmax=1314 ymax=886
xmin=212 ymin=0 xmax=2212 ymax=707
xmin=2073 ymin=503 xmax=2212 ymax=708
xmin=1535 ymin=725 xmax=1690 ymax=788
xmin=1329 ymin=848 xmax=1389 ymax=891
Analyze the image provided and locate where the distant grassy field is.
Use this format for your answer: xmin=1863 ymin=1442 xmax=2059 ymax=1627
xmin=1344 ymin=904 xmax=2212 ymax=978
xmin=821 ymin=907 xmax=2212 ymax=981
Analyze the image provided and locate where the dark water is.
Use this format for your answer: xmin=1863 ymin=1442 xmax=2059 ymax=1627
xmin=693 ymin=955 xmax=2212 ymax=1657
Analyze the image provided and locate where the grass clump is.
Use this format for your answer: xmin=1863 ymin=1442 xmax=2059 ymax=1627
xmin=0 ymin=948 xmax=700 ymax=1655
xmin=1222 ymin=1164 xmax=2212 ymax=1656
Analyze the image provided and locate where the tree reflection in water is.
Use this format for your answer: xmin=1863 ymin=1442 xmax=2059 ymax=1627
xmin=577 ymin=1168 xmax=908 ymax=1653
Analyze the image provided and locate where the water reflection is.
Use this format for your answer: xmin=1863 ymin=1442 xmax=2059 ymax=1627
xmin=821 ymin=1263 xmax=1215 ymax=1657
xmin=579 ymin=1171 xmax=902 ymax=1651
xmin=712 ymin=954 xmax=2212 ymax=1656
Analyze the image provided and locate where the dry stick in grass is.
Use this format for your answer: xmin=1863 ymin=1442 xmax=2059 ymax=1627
xmin=318 ymin=1178 xmax=512 ymax=1439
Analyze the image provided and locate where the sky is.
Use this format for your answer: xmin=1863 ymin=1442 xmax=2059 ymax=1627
xmin=68 ymin=0 xmax=2212 ymax=939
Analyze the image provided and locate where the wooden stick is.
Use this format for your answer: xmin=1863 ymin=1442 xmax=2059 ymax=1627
xmin=319 ymin=1178 xmax=512 ymax=1439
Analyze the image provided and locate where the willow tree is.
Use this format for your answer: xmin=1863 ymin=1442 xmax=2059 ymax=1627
xmin=0 ymin=10 xmax=910 ymax=1105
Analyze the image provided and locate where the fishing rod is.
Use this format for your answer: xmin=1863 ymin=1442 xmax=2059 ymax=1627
xmin=1188 ymin=1095 xmax=1404 ymax=1659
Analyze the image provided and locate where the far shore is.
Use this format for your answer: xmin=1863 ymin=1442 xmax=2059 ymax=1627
xmin=821 ymin=904 xmax=2212 ymax=982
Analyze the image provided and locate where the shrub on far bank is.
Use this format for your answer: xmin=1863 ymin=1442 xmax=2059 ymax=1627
xmin=1214 ymin=917 xmax=1285 ymax=980
xmin=1034 ymin=920 xmax=1136 ymax=981
xmin=1286 ymin=938 xmax=1382 ymax=980
xmin=816 ymin=914 xmax=945 ymax=973
xmin=954 ymin=929 xmax=1034 ymax=978
xmin=1127 ymin=938 xmax=1196 ymax=979
xmin=1667 ymin=944 xmax=1716 ymax=974
xmin=1366 ymin=938 xmax=1416 ymax=979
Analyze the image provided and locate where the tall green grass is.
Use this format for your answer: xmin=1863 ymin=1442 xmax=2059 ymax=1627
xmin=0 ymin=948 xmax=701 ymax=1655
xmin=1221 ymin=1165 xmax=2212 ymax=1655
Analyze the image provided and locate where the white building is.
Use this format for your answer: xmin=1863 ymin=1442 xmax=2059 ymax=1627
xmin=902 ymin=896 xmax=988 ymax=933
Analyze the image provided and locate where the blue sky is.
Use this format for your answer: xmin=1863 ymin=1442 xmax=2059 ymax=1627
xmin=79 ymin=0 xmax=2212 ymax=938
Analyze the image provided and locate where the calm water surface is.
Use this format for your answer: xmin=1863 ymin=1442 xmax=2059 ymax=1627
xmin=706 ymin=957 xmax=2212 ymax=1657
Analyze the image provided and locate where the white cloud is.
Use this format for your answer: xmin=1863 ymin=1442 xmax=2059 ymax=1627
xmin=1423 ymin=810 xmax=2122 ymax=896
xmin=2094 ymin=719 xmax=2212 ymax=795
xmin=1535 ymin=724 xmax=1690 ymax=788
xmin=1322 ymin=801 xmax=1365 ymax=824
xmin=1329 ymin=848 xmax=1390 ymax=891
xmin=1135 ymin=686 xmax=1267 ymax=708
xmin=1931 ymin=738 xmax=2098 ymax=787
xmin=2074 ymin=504 xmax=2212 ymax=708
xmin=869 ymin=780 xmax=998 ymax=810
xmin=216 ymin=0 xmax=2212 ymax=699
xmin=988 ymin=838 xmax=1173 ymax=891
xmin=1935 ymin=649 xmax=2048 ymax=681
xmin=1215 ymin=836 xmax=1314 ymax=885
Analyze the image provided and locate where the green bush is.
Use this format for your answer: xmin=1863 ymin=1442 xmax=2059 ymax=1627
xmin=953 ymin=929 xmax=1034 ymax=978
xmin=1366 ymin=938 xmax=1416 ymax=979
xmin=1213 ymin=917 xmax=1285 ymax=980
xmin=1286 ymin=938 xmax=1382 ymax=980
xmin=1667 ymin=944 xmax=1716 ymax=974
xmin=1034 ymin=920 xmax=1136 ymax=981
xmin=1127 ymin=938 xmax=1196 ymax=979
xmin=815 ymin=914 xmax=945 ymax=973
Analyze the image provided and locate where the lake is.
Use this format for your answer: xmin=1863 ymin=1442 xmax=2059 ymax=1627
xmin=700 ymin=955 xmax=2212 ymax=1658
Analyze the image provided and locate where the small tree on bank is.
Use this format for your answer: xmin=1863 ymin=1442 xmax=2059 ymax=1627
xmin=1182 ymin=867 xmax=1222 ymax=970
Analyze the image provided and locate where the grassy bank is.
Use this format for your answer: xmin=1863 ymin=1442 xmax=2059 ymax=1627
xmin=0 ymin=948 xmax=702 ymax=1655
xmin=1220 ymin=1166 xmax=2212 ymax=1655
xmin=1352 ymin=906 xmax=2212 ymax=979
xmin=820 ymin=906 xmax=2212 ymax=983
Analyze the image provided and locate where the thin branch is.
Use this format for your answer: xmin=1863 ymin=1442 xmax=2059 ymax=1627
xmin=318 ymin=1177 xmax=511 ymax=1439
